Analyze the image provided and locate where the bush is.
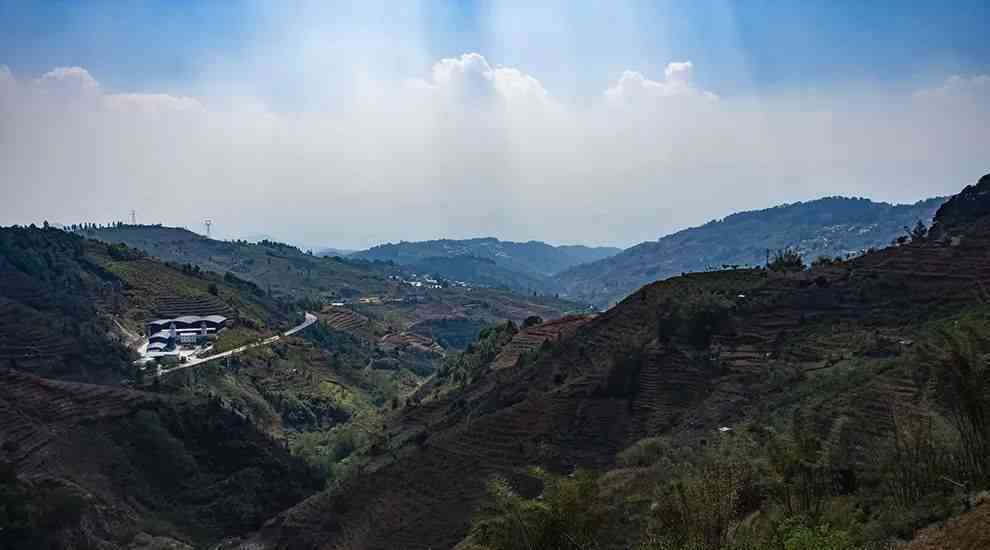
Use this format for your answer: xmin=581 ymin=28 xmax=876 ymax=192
xmin=769 ymin=249 xmax=805 ymax=272
xmin=470 ymin=468 xmax=610 ymax=550
xmin=918 ymin=318 xmax=990 ymax=485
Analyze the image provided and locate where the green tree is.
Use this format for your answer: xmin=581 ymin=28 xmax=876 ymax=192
xmin=769 ymin=249 xmax=805 ymax=272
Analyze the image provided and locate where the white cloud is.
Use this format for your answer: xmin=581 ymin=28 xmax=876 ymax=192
xmin=9 ymin=66 xmax=204 ymax=114
xmin=605 ymin=61 xmax=718 ymax=104
xmin=1 ymin=59 xmax=987 ymax=249
xmin=915 ymin=74 xmax=990 ymax=100
xmin=35 ymin=66 xmax=101 ymax=97
xmin=411 ymin=53 xmax=554 ymax=108
xmin=103 ymin=93 xmax=205 ymax=114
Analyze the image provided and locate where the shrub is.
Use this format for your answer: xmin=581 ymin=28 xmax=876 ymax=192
xmin=769 ymin=249 xmax=805 ymax=272
xmin=647 ymin=461 xmax=752 ymax=549
xmin=918 ymin=318 xmax=990 ymax=485
xmin=470 ymin=468 xmax=610 ymax=550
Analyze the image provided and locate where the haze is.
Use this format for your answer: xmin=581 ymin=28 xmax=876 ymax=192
xmin=1 ymin=1 xmax=988 ymax=249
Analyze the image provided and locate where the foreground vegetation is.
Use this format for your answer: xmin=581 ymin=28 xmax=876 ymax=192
xmin=463 ymin=313 xmax=990 ymax=550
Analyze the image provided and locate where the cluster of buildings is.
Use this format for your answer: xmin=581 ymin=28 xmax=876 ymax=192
xmin=145 ymin=315 xmax=228 ymax=355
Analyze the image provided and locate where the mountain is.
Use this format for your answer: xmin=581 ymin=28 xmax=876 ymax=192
xmin=0 ymin=225 xmax=290 ymax=383
xmin=244 ymin=176 xmax=990 ymax=550
xmin=0 ymin=368 xmax=321 ymax=549
xmin=407 ymin=255 xmax=559 ymax=295
xmin=315 ymin=246 xmax=357 ymax=258
xmin=555 ymin=195 xmax=946 ymax=307
xmin=0 ymin=227 xmax=329 ymax=547
xmin=75 ymin=224 xmax=395 ymax=302
xmin=82 ymin=225 xmax=585 ymax=338
xmin=352 ymin=237 xmax=621 ymax=278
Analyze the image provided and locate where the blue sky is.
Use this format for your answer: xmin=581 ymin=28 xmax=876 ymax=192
xmin=1 ymin=2 xmax=988 ymax=248
xmin=2 ymin=1 xmax=987 ymax=105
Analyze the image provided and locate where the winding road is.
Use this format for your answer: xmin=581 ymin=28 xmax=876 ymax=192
xmin=156 ymin=312 xmax=317 ymax=377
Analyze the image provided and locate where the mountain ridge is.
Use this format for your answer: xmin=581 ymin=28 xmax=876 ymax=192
xmin=241 ymin=178 xmax=989 ymax=549
xmin=351 ymin=236 xmax=622 ymax=277
xmin=555 ymin=195 xmax=947 ymax=307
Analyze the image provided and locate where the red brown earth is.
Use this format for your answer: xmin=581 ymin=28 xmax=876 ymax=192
xmin=242 ymin=210 xmax=990 ymax=550
xmin=0 ymin=367 xmax=320 ymax=548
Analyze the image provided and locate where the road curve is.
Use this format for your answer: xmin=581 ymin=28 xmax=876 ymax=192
xmin=156 ymin=312 xmax=317 ymax=377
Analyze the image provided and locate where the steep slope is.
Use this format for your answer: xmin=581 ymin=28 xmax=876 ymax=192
xmin=556 ymin=195 xmax=945 ymax=307
xmin=0 ymin=226 xmax=287 ymax=383
xmin=247 ymin=179 xmax=987 ymax=550
xmin=0 ymin=368 xmax=321 ymax=549
xmin=352 ymin=237 xmax=620 ymax=278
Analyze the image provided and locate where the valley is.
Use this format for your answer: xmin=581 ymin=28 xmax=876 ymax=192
xmin=3 ymin=6 xmax=987 ymax=549
xmin=1 ymin=177 xmax=987 ymax=550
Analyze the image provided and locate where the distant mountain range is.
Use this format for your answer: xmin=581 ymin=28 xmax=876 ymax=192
xmin=351 ymin=237 xmax=621 ymax=277
xmin=315 ymin=247 xmax=357 ymax=258
xmin=555 ymin=195 xmax=947 ymax=307
xmin=79 ymin=195 xmax=948 ymax=308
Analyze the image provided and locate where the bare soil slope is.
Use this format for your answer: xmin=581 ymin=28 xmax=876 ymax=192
xmin=248 ymin=189 xmax=990 ymax=549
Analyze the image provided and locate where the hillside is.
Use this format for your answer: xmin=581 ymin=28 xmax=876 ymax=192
xmin=243 ymin=177 xmax=990 ymax=550
xmin=79 ymin=225 xmax=397 ymax=302
xmin=0 ymin=368 xmax=321 ymax=549
xmin=556 ymin=195 xmax=946 ymax=307
xmin=0 ymin=226 xmax=444 ymax=548
xmin=0 ymin=226 xmax=289 ymax=383
xmin=351 ymin=237 xmax=620 ymax=278
xmin=407 ymin=255 xmax=558 ymax=295
xmin=83 ymin=225 xmax=585 ymax=339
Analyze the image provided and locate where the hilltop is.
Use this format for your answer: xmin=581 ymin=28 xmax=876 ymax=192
xmin=244 ymin=177 xmax=990 ymax=549
xmin=75 ymin=224 xmax=396 ymax=302
xmin=555 ymin=195 xmax=945 ymax=307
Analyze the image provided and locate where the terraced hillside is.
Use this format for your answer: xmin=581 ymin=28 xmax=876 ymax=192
xmin=0 ymin=226 xmax=288 ymax=383
xmin=247 ymin=180 xmax=989 ymax=550
xmin=85 ymin=225 xmax=586 ymax=341
xmin=320 ymin=305 xmax=375 ymax=339
xmin=0 ymin=368 xmax=320 ymax=549
xmin=490 ymin=315 xmax=592 ymax=370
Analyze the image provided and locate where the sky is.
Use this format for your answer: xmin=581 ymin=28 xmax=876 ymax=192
xmin=1 ymin=1 xmax=988 ymax=249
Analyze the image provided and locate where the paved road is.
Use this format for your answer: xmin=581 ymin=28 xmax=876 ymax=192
xmin=157 ymin=312 xmax=317 ymax=377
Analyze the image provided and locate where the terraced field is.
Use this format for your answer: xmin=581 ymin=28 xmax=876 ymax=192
xmin=253 ymin=214 xmax=990 ymax=549
xmin=490 ymin=315 xmax=592 ymax=370
xmin=320 ymin=305 xmax=374 ymax=338
xmin=0 ymin=368 xmax=161 ymax=474
xmin=0 ymin=226 xmax=289 ymax=383
xmin=152 ymin=293 xmax=234 ymax=318
xmin=0 ymin=300 xmax=76 ymax=364
xmin=0 ymin=367 xmax=320 ymax=547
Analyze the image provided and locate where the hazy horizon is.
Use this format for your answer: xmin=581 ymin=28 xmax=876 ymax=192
xmin=2 ymin=1 xmax=988 ymax=249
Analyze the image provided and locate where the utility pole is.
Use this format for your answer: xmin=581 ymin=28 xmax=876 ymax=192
xmin=130 ymin=210 xmax=137 ymax=225
xmin=204 ymin=219 xmax=213 ymax=237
